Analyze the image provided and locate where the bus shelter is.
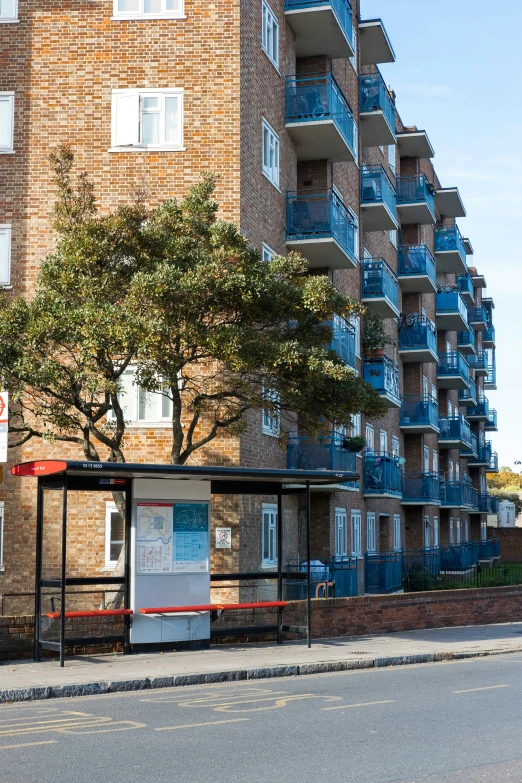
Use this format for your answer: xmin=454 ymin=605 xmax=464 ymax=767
xmin=12 ymin=459 xmax=358 ymax=666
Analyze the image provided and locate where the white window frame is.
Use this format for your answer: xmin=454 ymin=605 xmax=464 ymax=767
xmin=0 ymin=92 xmax=15 ymax=153
xmin=348 ymin=205 xmax=360 ymax=265
xmin=447 ymin=400 xmax=453 ymax=417
xmin=456 ymin=518 xmax=461 ymax=544
xmin=112 ymin=0 xmax=185 ymax=20
xmin=392 ymin=436 xmax=400 ymax=458
xmin=350 ymin=314 xmax=361 ymax=359
xmin=393 ymin=515 xmax=401 ymax=551
xmin=262 ymin=383 xmax=280 ymax=437
xmin=262 ymin=243 xmax=275 ymax=262
xmin=464 ymin=519 xmax=469 ymax=543
xmin=366 ymin=512 xmax=376 ymax=554
xmin=389 ymin=229 xmax=397 ymax=248
xmin=109 ymin=368 xmax=173 ymax=425
xmin=448 ymin=459 xmax=454 ymax=481
xmin=351 ymin=510 xmax=362 ymax=557
xmin=449 ymin=517 xmax=454 ymax=545
xmin=432 ymin=450 xmax=438 ymax=475
xmin=0 ymin=501 xmax=4 ymax=568
xmin=433 ymin=516 xmax=439 ymax=548
xmin=261 ymin=0 xmax=279 ymax=69
xmin=365 ymin=423 xmax=375 ymax=453
xmin=349 ymin=23 xmax=357 ymax=72
xmin=105 ymin=502 xmax=124 ymax=569
xmin=455 ymin=462 xmax=460 ymax=481
xmin=379 ymin=429 xmax=388 ymax=454
xmin=335 ymin=508 xmax=348 ymax=557
xmin=110 ymin=88 xmax=184 ymax=152
xmin=0 ymin=0 xmax=18 ymax=23
xmin=431 ymin=384 xmax=437 ymax=400
xmin=0 ymin=225 xmax=12 ymax=286
xmin=262 ymin=118 xmax=280 ymax=188
xmin=350 ymin=412 xmax=361 ymax=437
xmin=262 ymin=503 xmax=277 ymax=566
xmin=480 ymin=520 xmax=487 ymax=542
xmin=423 ymin=445 xmax=430 ymax=472
xmin=424 ymin=515 xmax=431 ymax=548
xmin=388 ymin=143 xmax=396 ymax=175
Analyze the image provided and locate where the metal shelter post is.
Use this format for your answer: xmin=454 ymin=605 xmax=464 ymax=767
xmin=59 ymin=477 xmax=68 ymax=668
xmin=277 ymin=491 xmax=283 ymax=645
xmin=123 ymin=480 xmax=133 ymax=655
xmin=34 ymin=478 xmax=44 ymax=662
xmin=306 ymin=481 xmax=311 ymax=648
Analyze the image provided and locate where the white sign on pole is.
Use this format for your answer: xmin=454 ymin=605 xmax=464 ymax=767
xmin=0 ymin=392 xmax=8 ymax=463
xmin=215 ymin=527 xmax=232 ymax=549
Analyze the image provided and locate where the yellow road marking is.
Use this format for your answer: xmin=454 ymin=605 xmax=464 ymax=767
xmin=142 ymin=688 xmax=285 ymax=705
xmin=156 ymin=719 xmax=250 ymax=731
xmin=453 ymin=685 xmax=509 ymax=694
xmin=0 ymin=740 xmax=58 ymax=751
xmin=323 ymin=700 xmax=396 ymax=711
xmin=212 ymin=694 xmax=341 ymax=713
xmin=60 ymin=721 xmax=146 ymax=735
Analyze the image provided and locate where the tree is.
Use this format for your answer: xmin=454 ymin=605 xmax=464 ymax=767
xmin=487 ymin=468 xmax=522 ymax=492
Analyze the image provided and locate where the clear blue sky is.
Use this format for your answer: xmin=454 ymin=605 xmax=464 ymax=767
xmin=361 ymin=0 xmax=522 ymax=470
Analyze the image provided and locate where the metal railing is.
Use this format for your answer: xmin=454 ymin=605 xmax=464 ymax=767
xmin=434 ymin=226 xmax=466 ymax=263
xmin=361 ymin=258 xmax=399 ymax=310
xmin=329 ymin=314 xmax=356 ymax=369
xmin=467 ymin=351 xmax=488 ymax=372
xmin=468 ymin=306 xmax=488 ymax=326
xmin=286 ymin=189 xmax=358 ymax=265
xmin=456 ymin=273 xmax=474 ymax=300
xmin=287 ymin=431 xmax=357 ymax=474
xmin=468 ymin=397 xmax=490 ymax=418
xmin=485 ymin=409 xmax=498 ymax=429
xmin=400 ymin=394 xmax=438 ymax=429
xmin=468 ymin=441 xmax=493 ymax=466
xmin=438 ymin=415 xmax=472 ymax=448
xmin=457 ymin=327 xmax=476 ymax=349
xmin=397 ymin=244 xmax=436 ymax=285
xmin=364 ymin=452 xmax=402 ymax=496
xmin=361 ymin=165 xmax=397 ymax=217
xmin=485 ymin=364 xmax=497 ymax=388
xmin=363 ymin=356 xmax=400 ymax=404
xmin=461 ymin=431 xmax=478 ymax=459
xmin=436 ymin=290 xmax=468 ymax=322
xmin=489 ymin=452 xmax=499 ymax=472
xmin=360 ymin=70 xmax=396 ymax=133
xmin=459 ymin=377 xmax=477 ymax=405
xmin=396 ymin=174 xmax=435 ymax=217
xmin=399 ymin=318 xmax=437 ymax=353
xmin=364 ymin=552 xmax=402 ymax=594
xmin=483 ymin=325 xmax=495 ymax=344
xmin=286 ymin=73 xmax=356 ymax=157
xmin=285 ymin=0 xmax=354 ymax=51
xmin=402 ymin=472 xmax=440 ymax=503
xmin=437 ymin=352 xmax=470 ymax=383
xmin=440 ymin=481 xmax=478 ymax=509
xmin=284 ymin=558 xmax=358 ymax=599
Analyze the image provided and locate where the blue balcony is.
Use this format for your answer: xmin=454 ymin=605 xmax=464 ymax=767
xmin=400 ymin=395 xmax=439 ymax=434
xmin=287 ymin=432 xmax=358 ymax=489
xmin=433 ymin=226 xmax=467 ymax=274
xmin=457 ymin=327 xmax=476 ymax=355
xmin=485 ymin=408 xmax=498 ymax=432
xmin=364 ymin=552 xmax=402 ymax=594
xmin=491 ymin=497 xmax=499 ymax=514
xmin=436 ymin=290 xmax=469 ymax=331
xmin=468 ymin=440 xmax=493 ymax=468
xmin=458 ymin=377 xmax=477 ymax=406
xmin=440 ymin=481 xmax=478 ymax=510
xmin=467 ymin=351 xmax=488 ymax=376
xmin=478 ymin=540 xmax=500 ymax=559
xmin=437 ymin=352 xmax=471 ymax=390
xmin=359 ymin=70 xmax=396 ymax=147
xmin=438 ymin=415 xmax=472 ymax=451
xmin=399 ymin=318 xmax=437 ymax=363
xmin=286 ymin=190 xmax=357 ymax=269
xmin=363 ymin=356 xmax=401 ymax=409
xmin=468 ymin=305 xmax=488 ymax=332
xmin=401 ymin=472 xmax=440 ymax=505
xmin=286 ymin=74 xmax=356 ymax=163
xmin=328 ymin=315 xmax=357 ymax=369
xmin=478 ymin=494 xmax=493 ymax=514
xmin=361 ymin=258 xmax=399 ymax=318
xmin=285 ymin=558 xmax=358 ymax=599
xmin=484 ymin=362 xmax=497 ymax=390
xmin=396 ymin=174 xmax=436 ymax=226
xmin=440 ymin=543 xmax=476 ymax=571
xmin=364 ymin=452 xmax=402 ymax=497
xmin=483 ymin=325 xmax=495 ymax=348
xmin=461 ymin=431 xmax=478 ymax=459
xmin=467 ymin=397 xmax=490 ymax=421
xmin=489 ymin=452 xmax=499 ymax=473
xmin=397 ymin=244 xmax=436 ymax=294
xmin=456 ymin=273 xmax=475 ymax=306
xmin=360 ymin=166 xmax=397 ymax=231
xmin=284 ymin=0 xmax=355 ymax=59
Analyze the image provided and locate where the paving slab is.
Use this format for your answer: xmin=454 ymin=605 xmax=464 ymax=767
xmin=1 ymin=622 xmax=522 ymax=702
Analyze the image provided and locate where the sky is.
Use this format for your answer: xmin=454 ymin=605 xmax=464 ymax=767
xmin=361 ymin=0 xmax=522 ymax=470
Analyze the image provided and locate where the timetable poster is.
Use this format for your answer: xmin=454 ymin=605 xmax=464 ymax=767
xmin=136 ymin=503 xmax=174 ymax=574
xmin=172 ymin=503 xmax=209 ymax=572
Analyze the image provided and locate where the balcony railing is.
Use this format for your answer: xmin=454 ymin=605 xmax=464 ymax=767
xmin=485 ymin=409 xmax=498 ymax=430
xmin=456 ymin=273 xmax=474 ymax=302
xmin=458 ymin=377 xmax=477 ymax=405
xmin=438 ymin=415 xmax=472 ymax=449
xmin=285 ymin=73 xmax=356 ymax=160
xmin=457 ymin=328 xmax=476 ymax=351
xmin=364 ymin=552 xmax=402 ymax=594
xmin=491 ymin=497 xmax=499 ymax=514
xmin=399 ymin=318 xmax=437 ymax=355
xmin=396 ymin=174 xmax=435 ymax=216
xmin=359 ymin=70 xmax=395 ymax=133
xmin=436 ymin=290 xmax=468 ymax=325
xmin=286 ymin=189 xmax=357 ymax=265
xmin=467 ymin=397 xmax=490 ymax=419
xmin=440 ymin=543 xmax=476 ymax=571
xmin=489 ymin=452 xmax=499 ymax=472
xmin=485 ymin=364 xmax=497 ymax=389
xmin=468 ymin=441 xmax=493 ymax=466
xmin=467 ymin=351 xmax=488 ymax=373
xmin=361 ymin=258 xmax=399 ymax=314
xmin=483 ymin=325 xmax=496 ymax=345
xmin=287 ymin=432 xmax=357 ymax=474
xmin=401 ymin=472 xmax=440 ymax=504
xmin=397 ymin=245 xmax=436 ymax=291
xmin=434 ymin=226 xmax=466 ymax=264
xmin=361 ymin=165 xmax=397 ymax=218
xmin=440 ymin=481 xmax=478 ymax=509
xmin=363 ymin=356 xmax=401 ymax=407
xmin=478 ymin=494 xmax=493 ymax=513
xmin=364 ymin=452 xmax=402 ymax=497
xmin=468 ymin=306 xmax=488 ymax=328
xmin=285 ymin=558 xmax=358 ymax=599
xmin=461 ymin=431 xmax=478 ymax=459
xmin=479 ymin=540 xmax=500 ymax=560
xmin=329 ymin=315 xmax=356 ymax=369
xmin=400 ymin=394 xmax=439 ymax=431
xmin=437 ymin=352 xmax=470 ymax=385
xmin=284 ymin=0 xmax=355 ymax=57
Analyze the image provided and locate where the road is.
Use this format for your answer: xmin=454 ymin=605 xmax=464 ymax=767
xmin=2 ymin=654 xmax=522 ymax=782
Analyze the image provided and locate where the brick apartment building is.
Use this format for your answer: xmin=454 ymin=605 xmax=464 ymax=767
xmin=0 ymin=0 xmax=500 ymax=610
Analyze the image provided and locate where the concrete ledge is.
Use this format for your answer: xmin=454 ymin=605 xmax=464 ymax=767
xmin=1 ymin=647 xmax=520 ymax=704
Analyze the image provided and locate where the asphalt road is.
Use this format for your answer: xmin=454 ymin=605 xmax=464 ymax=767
xmin=2 ymin=654 xmax=522 ymax=783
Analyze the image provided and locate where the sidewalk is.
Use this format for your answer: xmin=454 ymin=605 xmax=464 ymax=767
xmin=2 ymin=622 xmax=522 ymax=703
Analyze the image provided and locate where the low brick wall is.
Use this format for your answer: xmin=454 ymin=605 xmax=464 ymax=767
xmin=3 ymin=585 xmax=522 ymax=659
xmin=489 ymin=528 xmax=522 ymax=562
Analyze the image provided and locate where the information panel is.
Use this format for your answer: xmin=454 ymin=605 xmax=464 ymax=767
xmin=136 ymin=503 xmax=174 ymax=574
xmin=136 ymin=501 xmax=209 ymax=574
xmin=173 ymin=503 xmax=209 ymax=573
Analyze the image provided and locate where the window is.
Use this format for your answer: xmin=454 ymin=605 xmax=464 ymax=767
xmin=350 ymin=412 xmax=361 ymax=437
xmin=448 ymin=459 xmax=454 ymax=481
xmin=388 ymin=144 xmax=396 ymax=175
xmin=480 ymin=520 xmax=487 ymax=542
xmin=464 ymin=519 xmax=469 ymax=543
xmin=351 ymin=315 xmax=361 ymax=358
xmin=0 ymin=502 xmax=3 ymax=567
xmin=389 ymin=229 xmax=397 ymax=248
xmin=262 ymin=118 xmax=279 ymax=187
xmin=393 ymin=515 xmax=401 ymax=551
xmin=349 ymin=23 xmax=357 ymax=72
xmin=262 ymin=243 xmax=275 ymax=262
xmin=111 ymin=89 xmax=183 ymax=150
xmin=113 ymin=0 xmax=184 ymax=19
xmin=348 ymin=206 xmax=359 ymax=264
xmin=392 ymin=436 xmax=400 ymax=458
xmin=446 ymin=340 xmax=452 ymax=353
xmin=0 ymin=225 xmax=11 ymax=285
xmin=0 ymin=93 xmax=14 ymax=152
xmin=431 ymin=384 xmax=437 ymax=400
xmin=262 ymin=1 xmax=279 ymax=68
xmin=456 ymin=518 xmax=461 ymax=544
xmin=433 ymin=516 xmax=439 ymax=548
xmin=367 ymin=512 xmax=376 ymax=554
xmin=449 ymin=517 xmax=454 ymax=545
xmin=0 ymin=0 xmax=17 ymax=22
xmin=262 ymin=504 xmax=277 ymax=565
xmin=351 ymin=510 xmax=362 ymax=557
xmin=455 ymin=462 xmax=460 ymax=481
xmin=379 ymin=429 xmax=387 ymax=454
xmin=422 ymin=375 xmax=429 ymax=398
xmin=335 ymin=508 xmax=347 ymax=557
xmin=105 ymin=503 xmax=124 ymax=568
xmin=432 ymin=451 xmax=438 ymax=475
xmin=424 ymin=516 xmax=431 ymax=548
xmin=112 ymin=368 xmax=172 ymax=423
xmin=447 ymin=400 xmax=453 ymax=417
xmin=365 ymin=423 xmax=375 ymax=453
xmin=480 ymin=474 xmax=486 ymax=493
xmin=262 ymin=383 xmax=280 ymax=437
xmin=423 ymin=445 xmax=430 ymax=472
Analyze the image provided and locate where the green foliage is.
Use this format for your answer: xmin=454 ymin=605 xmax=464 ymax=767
xmin=362 ymin=312 xmax=395 ymax=352
xmin=487 ymin=467 xmax=522 ymax=492
xmin=402 ymin=564 xmax=439 ymax=592
xmin=0 ymin=146 xmax=387 ymax=465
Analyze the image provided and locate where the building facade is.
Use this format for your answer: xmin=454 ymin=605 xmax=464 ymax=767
xmin=0 ymin=0 xmax=500 ymax=609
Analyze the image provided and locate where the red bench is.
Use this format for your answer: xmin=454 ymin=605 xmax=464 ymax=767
xmin=138 ymin=601 xmax=288 ymax=614
xmin=46 ymin=609 xmax=133 ymax=619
